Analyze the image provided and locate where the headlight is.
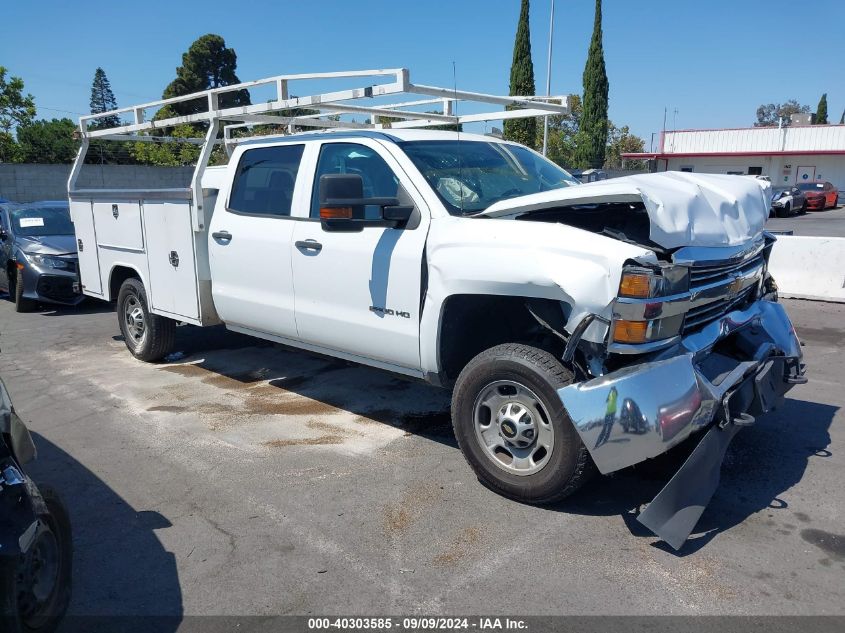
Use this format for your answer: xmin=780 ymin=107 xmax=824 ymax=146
xmin=25 ymin=253 xmax=70 ymax=270
xmin=613 ymin=265 xmax=688 ymax=345
xmin=612 ymin=315 xmax=684 ymax=345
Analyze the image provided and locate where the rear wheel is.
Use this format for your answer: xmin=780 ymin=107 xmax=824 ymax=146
xmin=117 ymin=277 xmax=175 ymax=362
xmin=451 ymin=343 xmax=593 ymax=504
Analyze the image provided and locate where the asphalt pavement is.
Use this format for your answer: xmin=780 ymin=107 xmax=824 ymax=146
xmin=0 ymin=295 xmax=843 ymax=620
xmin=766 ymin=205 xmax=845 ymax=237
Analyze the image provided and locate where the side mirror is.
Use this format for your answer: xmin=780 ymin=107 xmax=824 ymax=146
xmin=318 ymin=174 xmax=413 ymax=232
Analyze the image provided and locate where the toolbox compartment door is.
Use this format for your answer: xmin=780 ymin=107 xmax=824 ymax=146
xmin=93 ymin=201 xmax=144 ymax=251
xmin=143 ymin=200 xmax=200 ymax=321
xmin=69 ymin=199 xmax=103 ymax=296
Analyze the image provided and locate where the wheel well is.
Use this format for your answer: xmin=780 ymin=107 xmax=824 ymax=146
xmin=438 ymin=294 xmax=569 ymax=385
xmin=109 ymin=266 xmax=140 ymax=301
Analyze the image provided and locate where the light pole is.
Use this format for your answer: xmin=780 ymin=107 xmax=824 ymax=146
xmin=542 ymin=0 xmax=555 ymax=156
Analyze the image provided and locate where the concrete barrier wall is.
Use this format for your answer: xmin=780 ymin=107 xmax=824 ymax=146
xmin=0 ymin=163 xmax=194 ymax=202
xmin=769 ymin=235 xmax=845 ymax=302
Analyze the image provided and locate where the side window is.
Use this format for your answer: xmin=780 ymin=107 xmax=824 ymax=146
xmin=747 ymin=166 xmax=763 ymax=176
xmin=310 ymin=143 xmax=400 ymax=219
xmin=228 ymin=144 xmax=304 ymax=217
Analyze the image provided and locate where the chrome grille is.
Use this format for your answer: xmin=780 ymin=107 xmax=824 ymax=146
xmin=683 ymin=285 xmax=756 ymax=334
xmin=688 ymin=253 xmax=765 ymax=288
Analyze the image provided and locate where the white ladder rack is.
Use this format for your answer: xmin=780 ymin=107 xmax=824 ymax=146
xmin=68 ymin=68 xmax=570 ymax=232
xmin=77 ymin=68 xmax=569 ymax=139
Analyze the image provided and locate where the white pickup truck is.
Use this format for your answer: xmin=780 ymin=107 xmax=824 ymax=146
xmin=68 ymin=70 xmax=805 ymax=549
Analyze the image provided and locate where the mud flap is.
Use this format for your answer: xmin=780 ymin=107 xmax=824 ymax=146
xmin=637 ymin=423 xmax=742 ymax=551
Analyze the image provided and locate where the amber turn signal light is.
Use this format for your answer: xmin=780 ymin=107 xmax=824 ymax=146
xmin=319 ymin=206 xmax=353 ymax=220
xmin=612 ymin=319 xmax=649 ymax=344
xmin=618 ymin=272 xmax=651 ymax=298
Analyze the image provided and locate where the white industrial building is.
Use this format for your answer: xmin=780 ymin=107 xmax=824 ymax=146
xmin=624 ymin=124 xmax=845 ymax=190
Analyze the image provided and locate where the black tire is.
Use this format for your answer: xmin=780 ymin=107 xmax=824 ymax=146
xmin=451 ymin=343 xmax=593 ymax=504
xmin=0 ymin=485 xmax=72 ymax=633
xmin=116 ymin=277 xmax=175 ymax=362
xmin=11 ymin=269 xmax=36 ymax=313
xmin=776 ymin=203 xmax=790 ymax=218
xmin=800 ymin=201 xmax=807 ymax=214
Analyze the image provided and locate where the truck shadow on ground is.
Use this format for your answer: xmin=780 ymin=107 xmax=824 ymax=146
xmin=160 ymin=325 xmax=456 ymax=449
xmin=154 ymin=326 xmax=835 ymax=555
xmin=27 ymin=433 xmax=182 ymax=633
xmin=557 ymin=397 xmax=837 ymax=556
xmin=0 ymin=294 xmax=117 ymax=316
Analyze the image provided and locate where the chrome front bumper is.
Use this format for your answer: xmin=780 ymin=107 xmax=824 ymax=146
xmin=559 ymin=300 xmax=803 ymax=475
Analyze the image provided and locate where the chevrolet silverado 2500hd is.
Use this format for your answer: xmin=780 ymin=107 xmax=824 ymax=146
xmin=67 ymin=69 xmax=805 ymax=549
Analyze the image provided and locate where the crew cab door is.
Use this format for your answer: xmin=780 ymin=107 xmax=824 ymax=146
xmin=208 ymin=142 xmax=305 ymax=337
xmin=291 ymin=140 xmax=429 ymax=371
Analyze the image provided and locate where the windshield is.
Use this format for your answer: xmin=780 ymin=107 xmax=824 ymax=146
xmin=10 ymin=206 xmax=74 ymax=237
xmin=797 ymin=182 xmax=824 ymax=191
xmin=400 ymin=140 xmax=580 ymax=215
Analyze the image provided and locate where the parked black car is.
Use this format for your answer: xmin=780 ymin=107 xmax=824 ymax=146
xmin=1 ymin=378 xmax=72 ymax=632
xmin=0 ymin=202 xmax=82 ymax=312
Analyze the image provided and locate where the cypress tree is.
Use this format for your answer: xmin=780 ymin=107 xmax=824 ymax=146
xmin=576 ymin=0 xmax=609 ymax=169
xmin=816 ymin=93 xmax=828 ymax=124
xmin=89 ymin=67 xmax=120 ymax=128
xmin=503 ymin=0 xmax=537 ymax=148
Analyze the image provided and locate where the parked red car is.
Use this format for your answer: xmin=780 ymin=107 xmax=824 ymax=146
xmin=797 ymin=181 xmax=839 ymax=210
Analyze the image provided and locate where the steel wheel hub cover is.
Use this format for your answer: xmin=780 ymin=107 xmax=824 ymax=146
xmin=473 ymin=380 xmax=555 ymax=476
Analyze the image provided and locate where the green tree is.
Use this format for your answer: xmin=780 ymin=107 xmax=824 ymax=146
xmin=536 ymin=94 xmax=581 ymax=167
xmin=16 ymin=119 xmax=79 ymax=163
xmin=575 ymin=0 xmax=609 ymax=169
xmin=815 ymin=93 xmax=828 ymax=124
xmin=162 ymin=34 xmax=251 ymax=117
xmin=604 ymin=122 xmax=645 ymax=169
xmin=130 ymin=124 xmax=202 ymax=166
xmin=89 ymin=67 xmax=121 ymax=128
xmin=503 ymin=0 xmax=537 ymax=148
xmin=754 ymin=100 xmax=810 ymax=126
xmin=0 ymin=66 xmax=36 ymax=162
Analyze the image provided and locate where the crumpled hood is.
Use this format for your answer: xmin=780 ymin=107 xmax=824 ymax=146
xmin=16 ymin=234 xmax=77 ymax=256
xmin=478 ymin=171 xmax=770 ymax=249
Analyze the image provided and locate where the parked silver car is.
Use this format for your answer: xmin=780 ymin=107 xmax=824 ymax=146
xmin=770 ymin=186 xmax=807 ymax=217
xmin=0 ymin=201 xmax=82 ymax=312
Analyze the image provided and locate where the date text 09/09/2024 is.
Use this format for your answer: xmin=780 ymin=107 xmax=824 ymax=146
xmin=308 ymin=617 xmax=528 ymax=630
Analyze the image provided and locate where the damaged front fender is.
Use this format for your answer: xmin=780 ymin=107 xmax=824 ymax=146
xmin=558 ymin=300 xmax=804 ymax=549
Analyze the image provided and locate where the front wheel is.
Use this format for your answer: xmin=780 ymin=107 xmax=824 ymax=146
xmin=0 ymin=485 xmax=72 ymax=633
xmin=117 ymin=277 xmax=175 ymax=362
xmin=451 ymin=343 xmax=593 ymax=504
xmin=12 ymin=269 xmax=35 ymax=313
xmin=776 ymin=203 xmax=790 ymax=218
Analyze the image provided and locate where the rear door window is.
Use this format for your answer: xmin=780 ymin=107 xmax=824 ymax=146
xmin=228 ymin=144 xmax=305 ymax=217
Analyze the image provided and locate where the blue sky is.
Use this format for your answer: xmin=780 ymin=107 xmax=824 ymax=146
xmin=3 ymin=0 xmax=844 ymax=144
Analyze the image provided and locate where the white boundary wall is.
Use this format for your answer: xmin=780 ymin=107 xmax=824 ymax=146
xmin=769 ymin=235 xmax=845 ymax=302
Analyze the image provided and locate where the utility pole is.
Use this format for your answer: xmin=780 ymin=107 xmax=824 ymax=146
xmin=542 ymin=0 xmax=555 ymax=156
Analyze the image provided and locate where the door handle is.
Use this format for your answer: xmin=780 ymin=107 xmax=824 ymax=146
xmin=212 ymin=230 xmax=232 ymax=242
xmin=295 ymin=240 xmax=323 ymax=252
